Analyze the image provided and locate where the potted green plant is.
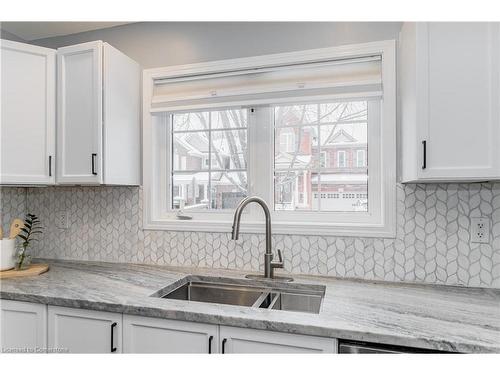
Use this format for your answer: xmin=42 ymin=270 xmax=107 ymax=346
xmin=15 ymin=213 xmax=42 ymax=270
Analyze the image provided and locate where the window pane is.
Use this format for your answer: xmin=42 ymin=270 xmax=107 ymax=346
xmin=319 ymin=101 xmax=367 ymax=124
xmin=274 ymin=170 xmax=318 ymax=211
xmin=275 ymin=126 xmax=318 ymax=170
xmin=173 ymin=132 xmax=209 ymax=171
xmin=172 ymin=172 xmax=210 ymax=210
xmin=274 ymin=101 xmax=369 ymax=213
xmin=210 ymin=171 xmax=247 ymax=209
xmin=171 ymin=108 xmax=248 ymax=211
xmin=318 ymin=111 xmax=368 ymax=212
xmin=274 ymin=104 xmax=318 ymax=127
xmin=211 ymin=109 xmax=247 ymax=129
xmin=173 ymin=112 xmax=209 ymax=131
xmin=211 ymin=130 xmax=247 ymax=170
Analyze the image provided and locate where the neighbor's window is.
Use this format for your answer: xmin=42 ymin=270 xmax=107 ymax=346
xmin=356 ymin=149 xmax=366 ymax=167
xmin=171 ymin=109 xmax=248 ymax=210
xmin=337 ymin=151 xmax=346 ymax=168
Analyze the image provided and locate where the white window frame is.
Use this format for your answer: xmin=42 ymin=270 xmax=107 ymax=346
xmin=143 ymin=41 xmax=396 ymax=237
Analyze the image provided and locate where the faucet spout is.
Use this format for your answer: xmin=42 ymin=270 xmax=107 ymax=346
xmin=231 ymin=196 xmax=281 ymax=279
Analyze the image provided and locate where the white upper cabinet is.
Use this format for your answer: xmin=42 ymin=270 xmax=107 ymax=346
xmin=57 ymin=41 xmax=141 ymax=185
xmin=399 ymin=22 xmax=500 ymax=182
xmin=1 ymin=39 xmax=56 ymax=185
xmin=56 ymin=41 xmax=102 ymax=184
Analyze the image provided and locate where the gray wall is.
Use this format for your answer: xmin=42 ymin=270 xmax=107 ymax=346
xmin=0 ymin=27 xmax=26 ymax=43
xmin=32 ymin=22 xmax=402 ymax=68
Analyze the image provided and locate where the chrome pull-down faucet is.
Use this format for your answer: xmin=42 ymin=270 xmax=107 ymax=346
xmin=231 ymin=196 xmax=285 ymax=279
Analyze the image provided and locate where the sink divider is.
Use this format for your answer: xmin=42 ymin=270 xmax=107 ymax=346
xmin=252 ymin=289 xmax=281 ymax=310
xmin=252 ymin=289 xmax=272 ymax=309
xmin=267 ymin=293 xmax=280 ymax=310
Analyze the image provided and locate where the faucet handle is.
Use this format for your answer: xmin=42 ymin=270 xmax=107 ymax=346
xmin=276 ymin=249 xmax=283 ymax=263
xmin=271 ymin=249 xmax=284 ymax=269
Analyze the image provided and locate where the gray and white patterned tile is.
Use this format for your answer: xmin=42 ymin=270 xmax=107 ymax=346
xmin=0 ymin=187 xmax=26 ymax=234
xmin=1 ymin=182 xmax=500 ymax=288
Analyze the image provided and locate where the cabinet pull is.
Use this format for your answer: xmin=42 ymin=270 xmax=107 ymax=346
xmin=48 ymin=156 xmax=52 ymax=177
xmin=208 ymin=335 xmax=213 ymax=354
xmin=91 ymin=153 xmax=98 ymax=175
xmin=421 ymin=140 xmax=427 ymax=170
xmin=110 ymin=322 xmax=117 ymax=352
xmin=222 ymin=338 xmax=227 ymax=354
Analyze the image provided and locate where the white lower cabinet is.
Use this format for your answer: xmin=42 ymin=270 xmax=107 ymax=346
xmin=0 ymin=300 xmax=47 ymax=352
xmin=123 ymin=314 xmax=219 ymax=353
xmin=122 ymin=315 xmax=336 ymax=354
xmin=219 ymin=325 xmax=337 ymax=353
xmin=48 ymin=306 xmax=122 ymax=353
xmin=1 ymin=300 xmax=337 ymax=354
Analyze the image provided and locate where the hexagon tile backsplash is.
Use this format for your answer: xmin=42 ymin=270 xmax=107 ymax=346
xmin=1 ymin=183 xmax=499 ymax=288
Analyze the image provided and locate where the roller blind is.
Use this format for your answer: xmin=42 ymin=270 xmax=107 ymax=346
xmin=151 ymin=55 xmax=382 ymax=112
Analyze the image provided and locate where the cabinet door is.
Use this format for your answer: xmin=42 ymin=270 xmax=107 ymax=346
xmin=102 ymin=43 xmax=141 ymax=185
xmin=123 ymin=315 xmax=218 ymax=353
xmin=420 ymin=23 xmax=500 ymax=180
xmin=219 ymin=326 xmax=337 ymax=353
xmin=1 ymin=40 xmax=55 ymax=185
xmin=48 ymin=306 xmax=121 ymax=353
xmin=57 ymin=41 xmax=103 ymax=184
xmin=0 ymin=300 xmax=47 ymax=352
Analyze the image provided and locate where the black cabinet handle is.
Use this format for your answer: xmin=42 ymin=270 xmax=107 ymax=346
xmin=91 ymin=153 xmax=97 ymax=175
xmin=48 ymin=156 xmax=52 ymax=177
xmin=208 ymin=335 xmax=213 ymax=354
xmin=110 ymin=322 xmax=117 ymax=352
xmin=422 ymin=140 xmax=427 ymax=170
xmin=222 ymin=338 xmax=227 ymax=354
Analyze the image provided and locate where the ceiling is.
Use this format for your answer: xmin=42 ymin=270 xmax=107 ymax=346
xmin=0 ymin=22 xmax=132 ymax=41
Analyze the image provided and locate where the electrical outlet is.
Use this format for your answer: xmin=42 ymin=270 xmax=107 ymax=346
xmin=470 ymin=217 xmax=489 ymax=244
xmin=56 ymin=211 xmax=69 ymax=229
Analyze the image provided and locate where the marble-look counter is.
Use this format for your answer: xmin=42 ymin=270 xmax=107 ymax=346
xmin=1 ymin=259 xmax=499 ymax=353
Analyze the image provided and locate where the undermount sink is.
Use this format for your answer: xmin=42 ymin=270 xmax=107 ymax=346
xmin=152 ymin=276 xmax=325 ymax=314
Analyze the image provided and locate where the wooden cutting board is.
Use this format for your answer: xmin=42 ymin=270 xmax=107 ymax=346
xmin=0 ymin=264 xmax=49 ymax=279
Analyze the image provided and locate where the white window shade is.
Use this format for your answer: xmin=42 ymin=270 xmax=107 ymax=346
xmin=151 ymin=56 xmax=382 ymax=112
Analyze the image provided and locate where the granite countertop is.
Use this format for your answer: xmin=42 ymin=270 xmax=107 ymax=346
xmin=1 ymin=259 xmax=499 ymax=353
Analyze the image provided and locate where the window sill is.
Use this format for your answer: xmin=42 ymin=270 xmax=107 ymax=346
xmin=143 ymin=218 xmax=396 ymax=238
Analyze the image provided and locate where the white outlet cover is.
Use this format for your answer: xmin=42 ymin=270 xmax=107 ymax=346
xmin=470 ymin=217 xmax=489 ymax=244
xmin=56 ymin=211 xmax=69 ymax=229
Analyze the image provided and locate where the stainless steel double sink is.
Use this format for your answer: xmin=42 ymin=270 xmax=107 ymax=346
xmin=151 ymin=276 xmax=325 ymax=314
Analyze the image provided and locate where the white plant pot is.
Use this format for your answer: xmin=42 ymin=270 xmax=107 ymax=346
xmin=0 ymin=238 xmax=17 ymax=271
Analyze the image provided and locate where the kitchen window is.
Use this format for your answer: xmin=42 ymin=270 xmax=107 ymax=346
xmin=143 ymin=42 xmax=396 ymax=237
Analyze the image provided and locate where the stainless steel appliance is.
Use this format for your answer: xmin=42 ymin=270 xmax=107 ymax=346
xmin=339 ymin=341 xmax=445 ymax=353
